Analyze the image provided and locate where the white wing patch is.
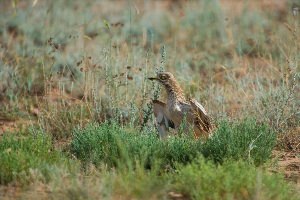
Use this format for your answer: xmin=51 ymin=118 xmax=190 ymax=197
xmin=152 ymin=100 xmax=175 ymax=139
xmin=175 ymin=104 xmax=182 ymax=112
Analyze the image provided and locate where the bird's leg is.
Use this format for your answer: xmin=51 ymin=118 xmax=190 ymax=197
xmin=156 ymin=115 xmax=169 ymax=139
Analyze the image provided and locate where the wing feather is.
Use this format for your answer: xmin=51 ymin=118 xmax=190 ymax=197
xmin=152 ymin=100 xmax=175 ymax=139
xmin=189 ymin=98 xmax=212 ymax=133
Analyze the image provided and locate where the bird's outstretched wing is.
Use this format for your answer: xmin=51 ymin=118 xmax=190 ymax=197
xmin=189 ymin=98 xmax=212 ymax=133
xmin=152 ymin=100 xmax=175 ymax=139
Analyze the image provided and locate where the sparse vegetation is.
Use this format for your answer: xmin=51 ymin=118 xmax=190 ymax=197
xmin=0 ymin=131 xmax=76 ymax=185
xmin=173 ymin=157 xmax=298 ymax=200
xmin=202 ymin=119 xmax=276 ymax=165
xmin=0 ymin=0 xmax=299 ymax=199
xmin=70 ymin=119 xmax=276 ymax=169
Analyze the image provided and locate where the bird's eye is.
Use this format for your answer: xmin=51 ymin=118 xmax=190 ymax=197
xmin=160 ymin=75 xmax=167 ymax=80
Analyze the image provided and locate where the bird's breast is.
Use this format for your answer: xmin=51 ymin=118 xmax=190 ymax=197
xmin=165 ymin=102 xmax=183 ymax=127
xmin=166 ymin=101 xmax=181 ymax=112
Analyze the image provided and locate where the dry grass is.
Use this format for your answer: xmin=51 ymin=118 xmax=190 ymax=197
xmin=0 ymin=0 xmax=299 ymax=198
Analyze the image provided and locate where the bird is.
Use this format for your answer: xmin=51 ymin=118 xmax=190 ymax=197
xmin=148 ymin=72 xmax=212 ymax=139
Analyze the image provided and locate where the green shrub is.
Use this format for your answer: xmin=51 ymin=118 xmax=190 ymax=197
xmin=70 ymin=122 xmax=124 ymax=167
xmin=0 ymin=132 xmax=74 ymax=185
xmin=22 ymin=157 xmax=298 ymax=200
xmin=70 ymin=122 xmax=201 ymax=170
xmin=172 ymin=157 xmax=298 ymax=200
xmin=107 ymin=162 xmax=170 ymax=200
xmin=70 ymin=119 xmax=276 ymax=169
xmin=203 ymin=119 xmax=276 ymax=165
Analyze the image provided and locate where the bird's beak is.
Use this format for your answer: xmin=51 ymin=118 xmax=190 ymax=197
xmin=148 ymin=77 xmax=158 ymax=81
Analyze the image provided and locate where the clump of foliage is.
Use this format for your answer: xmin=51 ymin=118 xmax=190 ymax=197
xmin=172 ymin=157 xmax=298 ymax=200
xmin=203 ymin=118 xmax=276 ymax=165
xmin=70 ymin=118 xmax=276 ymax=169
xmin=70 ymin=122 xmax=200 ymax=169
xmin=0 ymin=131 xmax=75 ymax=185
xmin=42 ymin=156 xmax=298 ymax=200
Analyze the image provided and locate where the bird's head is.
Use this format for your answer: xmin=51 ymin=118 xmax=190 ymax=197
xmin=148 ymin=71 xmax=185 ymax=100
xmin=148 ymin=72 xmax=175 ymax=86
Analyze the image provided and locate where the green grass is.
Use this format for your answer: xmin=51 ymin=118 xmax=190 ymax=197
xmin=70 ymin=118 xmax=276 ymax=169
xmin=42 ymin=156 xmax=298 ymax=200
xmin=0 ymin=121 xmax=296 ymax=199
xmin=70 ymin=121 xmax=202 ymax=169
xmin=172 ymin=157 xmax=298 ymax=200
xmin=0 ymin=131 xmax=76 ymax=185
xmin=202 ymin=119 xmax=276 ymax=165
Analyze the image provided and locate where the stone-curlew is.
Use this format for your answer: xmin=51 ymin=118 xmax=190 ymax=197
xmin=148 ymin=72 xmax=212 ymax=139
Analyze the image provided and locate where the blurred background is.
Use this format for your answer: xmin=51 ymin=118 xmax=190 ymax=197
xmin=0 ymin=0 xmax=299 ymax=143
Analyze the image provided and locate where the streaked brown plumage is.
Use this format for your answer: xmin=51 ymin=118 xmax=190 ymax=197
xmin=149 ymin=72 xmax=212 ymax=139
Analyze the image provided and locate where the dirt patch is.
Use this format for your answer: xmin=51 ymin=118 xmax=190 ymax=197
xmin=278 ymin=128 xmax=300 ymax=152
xmin=272 ymin=150 xmax=300 ymax=187
xmin=0 ymin=119 xmax=18 ymax=135
xmin=0 ymin=118 xmax=33 ymax=136
xmin=0 ymin=182 xmax=51 ymax=200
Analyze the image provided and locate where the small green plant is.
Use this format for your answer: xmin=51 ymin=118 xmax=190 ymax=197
xmin=172 ymin=157 xmax=298 ymax=200
xmin=70 ymin=121 xmax=201 ymax=170
xmin=46 ymin=155 xmax=299 ymax=200
xmin=106 ymin=162 xmax=170 ymax=199
xmin=70 ymin=118 xmax=276 ymax=170
xmin=0 ymin=131 xmax=75 ymax=185
xmin=202 ymin=119 xmax=276 ymax=165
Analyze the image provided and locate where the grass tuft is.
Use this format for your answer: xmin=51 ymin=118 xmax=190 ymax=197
xmin=172 ymin=157 xmax=298 ymax=200
xmin=70 ymin=118 xmax=276 ymax=169
xmin=0 ymin=131 xmax=76 ymax=185
xmin=203 ymin=118 xmax=277 ymax=165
